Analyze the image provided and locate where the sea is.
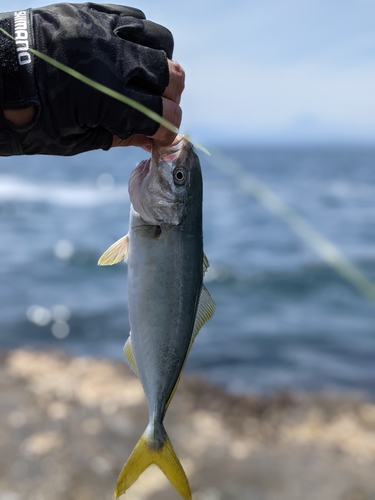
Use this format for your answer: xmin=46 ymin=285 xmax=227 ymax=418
xmin=1 ymin=144 xmax=375 ymax=397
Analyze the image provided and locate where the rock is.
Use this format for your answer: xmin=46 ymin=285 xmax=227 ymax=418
xmin=1 ymin=348 xmax=375 ymax=500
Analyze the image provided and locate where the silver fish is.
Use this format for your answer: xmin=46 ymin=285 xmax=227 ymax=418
xmin=98 ymin=136 xmax=215 ymax=499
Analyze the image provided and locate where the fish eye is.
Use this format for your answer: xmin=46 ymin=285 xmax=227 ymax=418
xmin=173 ymin=168 xmax=187 ymax=185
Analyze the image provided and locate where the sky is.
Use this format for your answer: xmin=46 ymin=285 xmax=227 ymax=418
xmin=7 ymin=0 xmax=375 ymax=145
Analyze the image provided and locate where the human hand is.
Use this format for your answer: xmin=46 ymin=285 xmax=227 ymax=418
xmin=0 ymin=4 xmax=184 ymax=156
xmin=112 ymin=59 xmax=185 ymax=151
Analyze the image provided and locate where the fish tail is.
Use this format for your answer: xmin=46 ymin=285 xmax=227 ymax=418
xmin=114 ymin=423 xmax=191 ymax=500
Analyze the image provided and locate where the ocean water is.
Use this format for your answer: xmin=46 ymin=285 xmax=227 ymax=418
xmin=1 ymin=145 xmax=375 ymax=397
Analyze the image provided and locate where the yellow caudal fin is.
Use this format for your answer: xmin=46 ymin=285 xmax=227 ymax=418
xmin=115 ymin=426 xmax=191 ymax=500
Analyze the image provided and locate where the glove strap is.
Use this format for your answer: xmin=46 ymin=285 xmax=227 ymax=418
xmin=0 ymin=9 xmax=37 ymax=106
xmin=0 ymin=9 xmax=38 ymax=154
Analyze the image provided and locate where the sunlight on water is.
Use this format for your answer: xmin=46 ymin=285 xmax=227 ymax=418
xmin=26 ymin=306 xmax=52 ymax=326
xmin=54 ymin=240 xmax=74 ymax=261
xmin=51 ymin=321 xmax=70 ymax=340
xmin=51 ymin=305 xmax=71 ymax=322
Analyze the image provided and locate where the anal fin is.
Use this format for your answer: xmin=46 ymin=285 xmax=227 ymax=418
xmin=203 ymin=253 xmax=210 ymax=275
xmin=124 ymin=335 xmax=139 ymax=377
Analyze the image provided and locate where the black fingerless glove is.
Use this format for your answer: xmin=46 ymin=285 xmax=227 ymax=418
xmin=0 ymin=3 xmax=174 ymax=155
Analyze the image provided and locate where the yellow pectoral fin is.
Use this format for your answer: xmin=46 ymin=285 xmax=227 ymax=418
xmin=115 ymin=429 xmax=191 ymax=500
xmin=98 ymin=234 xmax=129 ymax=266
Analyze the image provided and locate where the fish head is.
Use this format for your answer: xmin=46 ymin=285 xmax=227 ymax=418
xmin=128 ymin=135 xmax=201 ymax=226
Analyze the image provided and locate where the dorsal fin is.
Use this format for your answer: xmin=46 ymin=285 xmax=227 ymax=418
xmin=192 ymin=284 xmax=215 ymax=341
xmin=164 ymin=283 xmax=215 ymax=412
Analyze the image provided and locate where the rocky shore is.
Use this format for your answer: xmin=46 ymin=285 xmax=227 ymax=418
xmin=1 ymin=349 xmax=375 ymax=500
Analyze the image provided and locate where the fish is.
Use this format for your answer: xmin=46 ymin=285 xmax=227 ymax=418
xmin=98 ymin=135 xmax=215 ymax=499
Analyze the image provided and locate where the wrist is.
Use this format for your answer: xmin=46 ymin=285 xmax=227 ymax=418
xmin=0 ymin=10 xmax=38 ymax=109
xmin=4 ymin=106 xmax=36 ymax=126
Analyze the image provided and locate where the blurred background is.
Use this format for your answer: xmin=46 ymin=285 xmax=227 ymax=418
xmin=2 ymin=2 xmax=375 ymax=499
xmin=2 ymin=0 xmax=375 ymax=397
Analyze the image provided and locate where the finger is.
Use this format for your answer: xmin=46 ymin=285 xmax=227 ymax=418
xmin=111 ymin=35 xmax=169 ymax=95
xmin=110 ymin=95 xmax=181 ymax=150
xmin=90 ymin=4 xmax=146 ymax=19
xmin=149 ymin=97 xmax=182 ymax=147
xmin=115 ymin=19 xmax=174 ymax=59
xmin=163 ymin=60 xmax=185 ymax=105
xmin=112 ymin=134 xmax=152 ymax=151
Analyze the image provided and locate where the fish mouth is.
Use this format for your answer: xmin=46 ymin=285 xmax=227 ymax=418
xmin=129 ymin=135 xmax=192 ymax=224
xmin=129 ymin=136 xmax=188 ymax=203
xmin=152 ymin=135 xmax=189 ymax=164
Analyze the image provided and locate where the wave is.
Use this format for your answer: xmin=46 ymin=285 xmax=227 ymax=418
xmin=0 ymin=175 xmax=129 ymax=207
xmin=205 ymin=256 xmax=375 ymax=299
